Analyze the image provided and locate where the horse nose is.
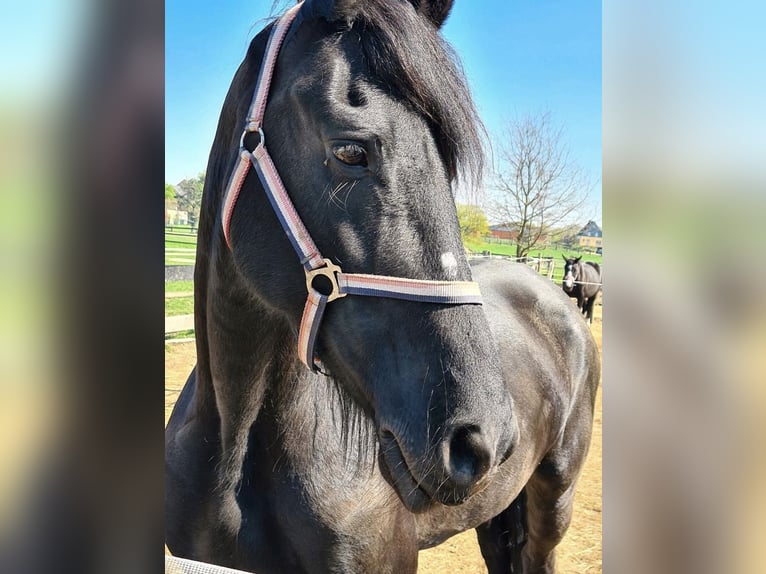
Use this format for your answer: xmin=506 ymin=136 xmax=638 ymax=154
xmin=440 ymin=425 xmax=493 ymax=500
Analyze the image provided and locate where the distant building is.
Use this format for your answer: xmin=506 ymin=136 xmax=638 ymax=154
xmin=488 ymin=224 xmax=519 ymax=240
xmin=165 ymin=207 xmax=189 ymax=225
xmin=576 ymin=220 xmax=603 ymax=250
xmin=488 ymin=224 xmax=549 ymax=245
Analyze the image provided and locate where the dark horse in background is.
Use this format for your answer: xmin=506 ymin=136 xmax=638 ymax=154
xmin=166 ymin=1 xmax=600 ymax=572
xmin=562 ymin=255 xmax=602 ymax=324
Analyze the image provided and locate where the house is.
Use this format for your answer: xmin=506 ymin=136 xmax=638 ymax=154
xmin=165 ymin=208 xmax=189 ymax=225
xmin=576 ymin=220 xmax=603 ymax=250
xmin=489 ymin=224 xmax=549 ymax=244
xmin=165 ymin=196 xmax=189 ymax=226
xmin=488 ymin=224 xmax=518 ymax=240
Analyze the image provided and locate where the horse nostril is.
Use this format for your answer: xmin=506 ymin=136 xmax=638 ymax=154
xmin=445 ymin=425 xmax=492 ymax=491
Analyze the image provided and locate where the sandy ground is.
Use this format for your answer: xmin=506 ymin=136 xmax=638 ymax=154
xmin=165 ymin=305 xmax=602 ymax=573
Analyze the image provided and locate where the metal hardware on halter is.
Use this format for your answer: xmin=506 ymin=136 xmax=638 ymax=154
xmin=240 ymin=127 xmax=265 ymax=152
xmin=305 ymin=259 xmax=347 ymax=302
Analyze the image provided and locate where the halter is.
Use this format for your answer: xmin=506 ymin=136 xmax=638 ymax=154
xmin=221 ymin=3 xmax=482 ymax=372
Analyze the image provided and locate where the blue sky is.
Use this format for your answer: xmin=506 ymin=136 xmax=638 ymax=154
xmin=166 ymin=0 xmax=601 ymax=221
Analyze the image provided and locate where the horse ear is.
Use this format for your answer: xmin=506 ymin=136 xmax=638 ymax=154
xmin=408 ymin=0 xmax=455 ymax=28
xmin=562 ymin=254 xmax=568 ymax=262
xmin=575 ymin=256 xmax=582 ymax=262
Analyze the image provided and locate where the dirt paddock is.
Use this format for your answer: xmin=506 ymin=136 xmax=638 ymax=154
xmin=165 ymin=305 xmax=602 ymax=573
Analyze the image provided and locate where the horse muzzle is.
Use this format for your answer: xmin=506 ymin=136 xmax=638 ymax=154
xmin=378 ymin=417 xmax=516 ymax=512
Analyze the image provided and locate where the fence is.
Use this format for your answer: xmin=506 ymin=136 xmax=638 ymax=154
xmin=468 ymin=253 xmax=604 ymax=289
xmin=470 ymin=253 xmax=562 ymax=278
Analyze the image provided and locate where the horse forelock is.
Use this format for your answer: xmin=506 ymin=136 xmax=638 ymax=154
xmin=346 ymin=0 xmax=484 ymax=187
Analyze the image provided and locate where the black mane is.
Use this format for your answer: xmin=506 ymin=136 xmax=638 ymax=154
xmin=347 ymin=0 xmax=484 ymax=185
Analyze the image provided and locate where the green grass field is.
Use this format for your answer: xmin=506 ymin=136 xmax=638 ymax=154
xmin=464 ymin=239 xmax=602 ymax=263
xmin=165 ymin=278 xmax=195 ymax=339
xmin=165 ymin=226 xmax=198 ymax=265
xmin=165 ymin=279 xmax=194 ymax=318
xmin=166 ymin=280 xmax=194 ymax=293
xmin=464 ymin=240 xmax=601 ymax=285
xmin=165 ymin=296 xmax=194 ymax=317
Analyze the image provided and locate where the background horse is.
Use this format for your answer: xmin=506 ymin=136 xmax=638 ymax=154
xmin=562 ymin=255 xmax=602 ymax=324
xmin=166 ymin=1 xmax=600 ymax=572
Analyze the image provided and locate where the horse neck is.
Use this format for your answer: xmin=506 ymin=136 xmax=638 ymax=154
xmin=191 ymin=234 xmax=298 ymax=421
xmin=189 ymin=52 xmax=276 ymax=419
xmin=194 ymin=247 xmax=377 ymax=475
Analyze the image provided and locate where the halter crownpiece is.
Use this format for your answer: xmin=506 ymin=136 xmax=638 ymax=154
xmin=221 ymin=2 xmax=483 ymax=372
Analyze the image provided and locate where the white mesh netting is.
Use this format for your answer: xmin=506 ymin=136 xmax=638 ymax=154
xmin=165 ymin=555 xmax=255 ymax=574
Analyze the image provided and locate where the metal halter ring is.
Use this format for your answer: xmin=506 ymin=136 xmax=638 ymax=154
xmin=240 ymin=127 xmax=265 ymax=152
xmin=305 ymin=259 xmax=347 ymax=302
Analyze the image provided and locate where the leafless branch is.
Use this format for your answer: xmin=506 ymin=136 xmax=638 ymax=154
xmin=486 ymin=112 xmax=592 ymax=257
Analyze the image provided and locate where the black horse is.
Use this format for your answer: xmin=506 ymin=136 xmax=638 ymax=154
xmin=166 ymin=2 xmax=600 ymax=572
xmin=562 ymin=255 xmax=602 ymax=324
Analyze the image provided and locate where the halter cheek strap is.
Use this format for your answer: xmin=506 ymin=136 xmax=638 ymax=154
xmin=221 ymin=2 xmax=482 ymax=372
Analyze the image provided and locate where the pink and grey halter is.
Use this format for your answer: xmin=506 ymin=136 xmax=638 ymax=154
xmin=221 ymin=3 xmax=482 ymax=372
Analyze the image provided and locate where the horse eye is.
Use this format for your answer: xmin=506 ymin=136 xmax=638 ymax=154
xmin=332 ymin=143 xmax=367 ymax=167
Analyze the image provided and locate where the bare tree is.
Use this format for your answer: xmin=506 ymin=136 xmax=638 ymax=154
xmin=488 ymin=112 xmax=591 ymax=258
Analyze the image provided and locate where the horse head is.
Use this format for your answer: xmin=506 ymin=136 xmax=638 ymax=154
xmin=200 ymin=0 xmax=518 ymax=513
xmin=562 ymin=255 xmax=582 ymax=292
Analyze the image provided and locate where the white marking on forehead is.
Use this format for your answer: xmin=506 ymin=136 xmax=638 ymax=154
xmin=441 ymin=252 xmax=458 ymax=277
xmin=440 ymin=252 xmax=457 ymax=268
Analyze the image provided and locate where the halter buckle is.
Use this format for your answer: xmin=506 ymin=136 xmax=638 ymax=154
xmin=305 ymin=259 xmax=346 ymax=302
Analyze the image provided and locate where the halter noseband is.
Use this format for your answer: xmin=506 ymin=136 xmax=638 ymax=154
xmin=220 ymin=3 xmax=482 ymax=372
